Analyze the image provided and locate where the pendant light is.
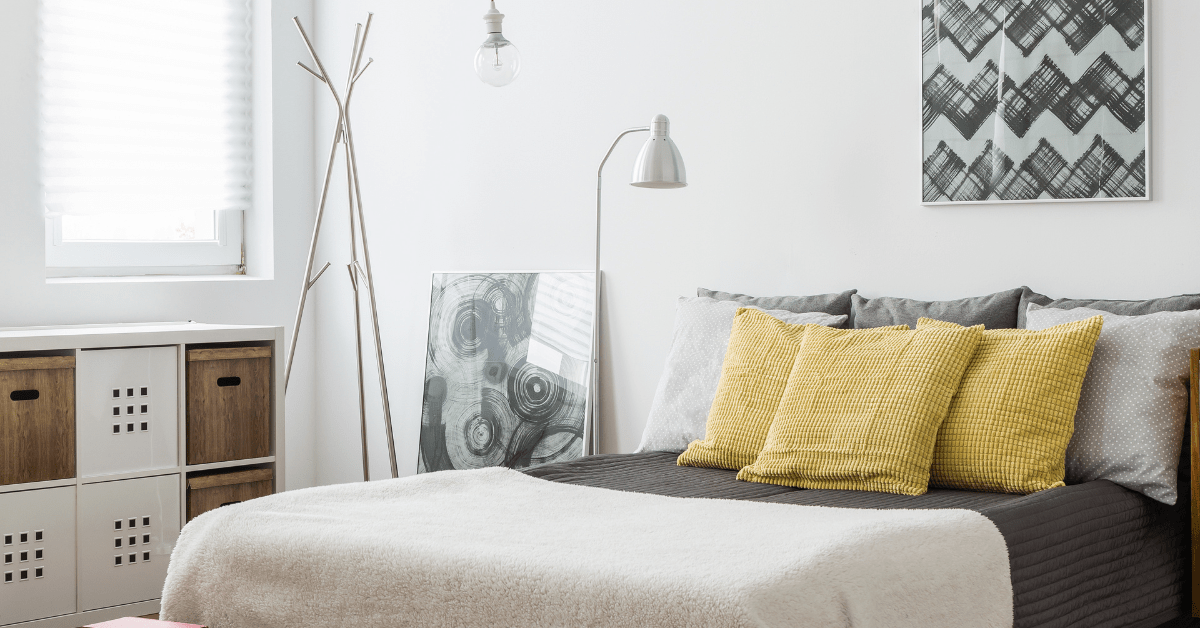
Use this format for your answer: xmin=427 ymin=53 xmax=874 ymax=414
xmin=474 ymin=1 xmax=520 ymax=87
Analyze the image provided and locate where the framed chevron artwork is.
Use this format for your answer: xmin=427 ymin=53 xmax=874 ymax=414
xmin=921 ymin=0 xmax=1148 ymax=204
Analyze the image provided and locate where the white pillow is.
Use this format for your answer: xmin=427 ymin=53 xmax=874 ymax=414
xmin=1026 ymin=303 xmax=1200 ymax=504
xmin=636 ymin=297 xmax=848 ymax=453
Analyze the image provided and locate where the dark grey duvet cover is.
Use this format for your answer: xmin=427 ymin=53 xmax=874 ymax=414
xmin=525 ymin=451 xmax=1191 ymax=628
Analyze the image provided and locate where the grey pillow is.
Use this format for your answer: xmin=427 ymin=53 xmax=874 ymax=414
xmin=1016 ymin=287 xmax=1053 ymax=329
xmin=1019 ymin=286 xmax=1200 ymax=328
xmin=636 ymin=297 xmax=847 ymax=453
xmin=850 ymin=288 xmax=1023 ymax=329
xmin=1026 ymin=304 xmax=1200 ymax=505
xmin=697 ymin=287 xmax=856 ymax=319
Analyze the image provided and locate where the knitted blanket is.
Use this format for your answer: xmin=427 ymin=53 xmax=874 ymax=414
xmin=161 ymin=467 xmax=1011 ymax=628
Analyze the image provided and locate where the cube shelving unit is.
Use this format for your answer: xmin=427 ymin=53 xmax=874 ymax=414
xmin=0 ymin=323 xmax=285 ymax=628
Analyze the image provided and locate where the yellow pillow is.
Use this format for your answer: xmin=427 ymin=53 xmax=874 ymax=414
xmin=737 ymin=323 xmax=982 ymax=495
xmin=676 ymin=309 xmax=819 ymax=471
xmin=918 ymin=316 xmax=1103 ymax=493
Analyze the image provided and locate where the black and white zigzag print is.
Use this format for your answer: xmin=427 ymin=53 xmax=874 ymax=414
xmin=921 ymin=0 xmax=1144 ymax=61
xmin=924 ymin=136 xmax=1145 ymax=201
xmin=921 ymin=0 xmax=1147 ymax=203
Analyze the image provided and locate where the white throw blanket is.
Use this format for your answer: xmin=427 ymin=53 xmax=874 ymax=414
xmin=161 ymin=468 xmax=1012 ymax=628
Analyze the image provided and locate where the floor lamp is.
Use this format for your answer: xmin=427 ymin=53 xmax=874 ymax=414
xmin=590 ymin=114 xmax=687 ymax=455
xmin=283 ymin=13 xmax=400 ymax=481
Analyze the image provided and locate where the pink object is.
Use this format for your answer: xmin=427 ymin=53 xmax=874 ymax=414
xmin=85 ymin=618 xmax=206 ymax=628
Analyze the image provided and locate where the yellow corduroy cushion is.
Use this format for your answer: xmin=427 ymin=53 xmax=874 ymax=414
xmin=736 ymin=323 xmax=983 ymax=495
xmin=917 ymin=316 xmax=1103 ymax=493
xmin=677 ymin=308 xmax=867 ymax=471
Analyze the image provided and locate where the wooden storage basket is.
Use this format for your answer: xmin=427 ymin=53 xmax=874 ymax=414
xmin=187 ymin=467 xmax=274 ymax=521
xmin=186 ymin=346 xmax=271 ymax=465
xmin=0 ymin=356 xmax=75 ymax=485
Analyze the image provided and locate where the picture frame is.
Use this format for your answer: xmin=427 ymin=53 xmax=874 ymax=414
xmin=418 ymin=271 xmax=596 ymax=473
xmin=921 ymin=0 xmax=1150 ymax=205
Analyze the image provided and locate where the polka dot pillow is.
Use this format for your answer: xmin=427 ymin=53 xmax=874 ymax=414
xmin=1026 ymin=303 xmax=1200 ymax=504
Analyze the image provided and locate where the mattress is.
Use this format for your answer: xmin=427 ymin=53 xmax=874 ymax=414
xmin=525 ymin=450 xmax=1191 ymax=628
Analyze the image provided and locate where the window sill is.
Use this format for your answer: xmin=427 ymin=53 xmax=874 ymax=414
xmin=47 ymin=274 xmax=267 ymax=285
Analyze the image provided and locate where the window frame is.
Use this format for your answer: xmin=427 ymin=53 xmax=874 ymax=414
xmin=45 ymin=210 xmax=244 ymax=275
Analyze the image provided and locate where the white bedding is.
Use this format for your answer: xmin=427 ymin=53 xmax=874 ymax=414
xmin=161 ymin=468 xmax=1012 ymax=628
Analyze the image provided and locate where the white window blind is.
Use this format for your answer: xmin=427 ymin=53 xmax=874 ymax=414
xmin=40 ymin=0 xmax=252 ymax=239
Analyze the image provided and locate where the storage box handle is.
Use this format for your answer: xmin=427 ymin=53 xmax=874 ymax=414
xmin=217 ymin=377 xmax=242 ymax=387
xmin=9 ymin=390 xmax=39 ymax=401
xmin=219 ymin=501 xmax=242 ymax=508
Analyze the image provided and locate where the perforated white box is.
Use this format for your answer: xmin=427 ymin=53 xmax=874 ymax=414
xmin=0 ymin=486 xmax=76 ymax=626
xmin=78 ymin=475 xmax=180 ymax=612
xmin=77 ymin=347 xmax=179 ymax=477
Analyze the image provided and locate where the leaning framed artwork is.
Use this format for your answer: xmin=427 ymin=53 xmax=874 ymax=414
xmin=921 ymin=0 xmax=1149 ymax=204
xmin=418 ymin=271 xmax=595 ymax=473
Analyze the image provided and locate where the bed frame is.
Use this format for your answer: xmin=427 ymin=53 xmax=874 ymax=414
xmin=1190 ymin=348 xmax=1199 ymax=617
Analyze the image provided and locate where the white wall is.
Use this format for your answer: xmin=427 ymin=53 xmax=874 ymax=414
xmin=9 ymin=1 xmax=1191 ymax=488
xmin=0 ymin=1 xmax=320 ymax=490
xmin=306 ymin=0 xmax=1200 ymax=482
xmin=312 ymin=0 xmax=1200 ymax=485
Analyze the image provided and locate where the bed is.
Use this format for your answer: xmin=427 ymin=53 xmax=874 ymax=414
xmin=159 ymin=443 xmax=1191 ymax=628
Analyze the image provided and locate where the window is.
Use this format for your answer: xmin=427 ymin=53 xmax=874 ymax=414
xmin=40 ymin=0 xmax=252 ymax=276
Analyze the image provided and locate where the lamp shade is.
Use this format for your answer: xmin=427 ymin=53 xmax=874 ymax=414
xmin=631 ymin=114 xmax=687 ymax=188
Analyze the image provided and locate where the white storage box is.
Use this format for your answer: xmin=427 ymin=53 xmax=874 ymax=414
xmin=78 ymin=475 xmax=180 ymax=612
xmin=0 ymin=486 xmax=76 ymax=626
xmin=77 ymin=348 xmax=179 ymax=478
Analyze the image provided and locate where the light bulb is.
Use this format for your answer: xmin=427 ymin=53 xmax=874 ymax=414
xmin=475 ymin=1 xmax=520 ymax=87
xmin=475 ymin=35 xmax=520 ymax=87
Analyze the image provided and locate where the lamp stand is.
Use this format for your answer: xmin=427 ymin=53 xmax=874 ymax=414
xmin=590 ymin=126 xmax=651 ymax=456
xmin=283 ymin=13 xmax=399 ymax=481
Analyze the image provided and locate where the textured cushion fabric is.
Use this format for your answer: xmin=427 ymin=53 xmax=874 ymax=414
xmin=636 ymin=298 xmax=847 ymax=454
xmin=850 ymin=288 xmax=1024 ymax=329
xmin=675 ymin=309 xmax=817 ymax=471
xmin=1018 ymin=286 xmax=1200 ymax=328
xmin=919 ymin=316 xmax=1104 ymax=494
xmin=1026 ymin=304 xmax=1200 ymax=505
xmin=736 ymin=323 xmax=982 ymax=495
xmin=697 ymin=287 xmax=856 ymax=319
